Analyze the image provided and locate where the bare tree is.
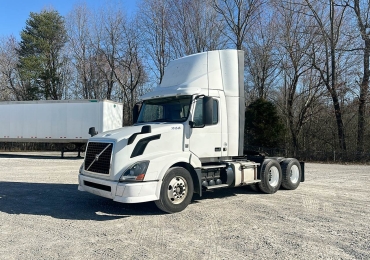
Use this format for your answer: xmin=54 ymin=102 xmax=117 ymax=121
xmin=0 ymin=36 xmax=28 ymax=100
xmin=91 ymin=5 xmax=127 ymax=100
xmin=346 ymin=0 xmax=370 ymax=154
xmin=66 ymin=3 xmax=99 ymax=99
xmin=138 ymin=0 xmax=171 ymax=84
xmin=303 ymin=0 xmax=349 ymax=151
xmin=272 ymin=1 xmax=324 ymax=154
xmin=114 ymin=18 xmax=147 ymax=125
xmin=67 ymin=3 xmax=148 ymax=109
xmin=244 ymin=10 xmax=280 ymax=100
xmin=168 ymin=0 xmax=225 ymax=57
xmin=213 ymin=0 xmax=264 ymax=50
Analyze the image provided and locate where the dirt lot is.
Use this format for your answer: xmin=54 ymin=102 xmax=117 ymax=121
xmin=0 ymin=152 xmax=369 ymax=259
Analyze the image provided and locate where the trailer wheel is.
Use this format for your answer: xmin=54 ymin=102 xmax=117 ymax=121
xmin=281 ymin=158 xmax=301 ymax=190
xmin=258 ymin=159 xmax=282 ymax=194
xmin=155 ymin=167 xmax=194 ymax=213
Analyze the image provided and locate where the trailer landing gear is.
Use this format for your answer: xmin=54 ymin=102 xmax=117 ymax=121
xmin=61 ymin=143 xmax=85 ymax=158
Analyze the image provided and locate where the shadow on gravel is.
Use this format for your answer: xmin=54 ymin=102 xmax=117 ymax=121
xmin=0 ymin=182 xmax=162 ymax=220
xmin=0 ymin=154 xmax=83 ymax=160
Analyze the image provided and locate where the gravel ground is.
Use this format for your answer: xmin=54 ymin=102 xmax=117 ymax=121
xmin=0 ymin=152 xmax=369 ymax=259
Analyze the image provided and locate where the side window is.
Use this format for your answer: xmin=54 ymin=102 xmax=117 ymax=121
xmin=212 ymin=99 xmax=218 ymax=124
xmin=193 ymin=99 xmax=203 ymax=126
xmin=193 ymin=98 xmax=218 ymax=127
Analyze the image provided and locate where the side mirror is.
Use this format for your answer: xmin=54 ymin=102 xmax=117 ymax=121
xmin=132 ymin=103 xmax=142 ymax=124
xmin=203 ymin=96 xmax=213 ymax=126
xmin=88 ymin=127 xmax=98 ymax=137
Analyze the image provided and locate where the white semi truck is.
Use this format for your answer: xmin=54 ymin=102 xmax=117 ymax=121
xmin=78 ymin=50 xmax=304 ymax=213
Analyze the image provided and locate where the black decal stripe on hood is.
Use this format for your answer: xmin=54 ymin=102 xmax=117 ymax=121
xmin=128 ymin=125 xmax=152 ymax=145
xmin=130 ymin=134 xmax=161 ymax=158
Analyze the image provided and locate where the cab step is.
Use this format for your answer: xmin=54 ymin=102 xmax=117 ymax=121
xmin=205 ymin=180 xmax=261 ymax=190
xmin=206 ymin=184 xmax=229 ymax=190
xmin=201 ymin=164 xmax=227 ymax=169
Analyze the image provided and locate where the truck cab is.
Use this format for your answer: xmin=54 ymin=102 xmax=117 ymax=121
xmin=78 ymin=50 xmax=304 ymax=213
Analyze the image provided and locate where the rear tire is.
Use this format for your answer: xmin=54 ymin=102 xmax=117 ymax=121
xmin=155 ymin=167 xmax=194 ymax=213
xmin=258 ymin=159 xmax=282 ymax=194
xmin=281 ymin=158 xmax=301 ymax=190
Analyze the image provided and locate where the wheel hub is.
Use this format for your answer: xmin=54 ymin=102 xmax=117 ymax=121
xmin=167 ymin=176 xmax=188 ymax=204
xmin=268 ymin=166 xmax=279 ymax=187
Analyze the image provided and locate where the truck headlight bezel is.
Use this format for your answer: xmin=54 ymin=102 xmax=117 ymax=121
xmin=119 ymin=161 xmax=150 ymax=182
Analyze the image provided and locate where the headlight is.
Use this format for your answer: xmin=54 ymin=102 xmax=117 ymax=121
xmin=119 ymin=161 xmax=149 ymax=181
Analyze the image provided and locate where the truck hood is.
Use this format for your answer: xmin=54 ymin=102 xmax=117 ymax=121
xmin=89 ymin=123 xmax=183 ymax=143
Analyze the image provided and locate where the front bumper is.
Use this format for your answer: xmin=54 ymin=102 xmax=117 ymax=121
xmin=78 ymin=174 xmax=159 ymax=203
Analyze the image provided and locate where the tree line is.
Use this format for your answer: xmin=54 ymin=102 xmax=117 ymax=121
xmin=0 ymin=0 xmax=369 ymax=161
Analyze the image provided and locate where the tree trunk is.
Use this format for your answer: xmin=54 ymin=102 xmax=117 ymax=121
xmin=331 ymin=93 xmax=346 ymax=150
xmin=330 ymin=0 xmax=346 ymax=151
xmin=357 ymin=39 xmax=370 ymax=154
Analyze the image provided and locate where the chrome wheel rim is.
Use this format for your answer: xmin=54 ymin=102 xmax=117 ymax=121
xmin=167 ymin=176 xmax=187 ymax=204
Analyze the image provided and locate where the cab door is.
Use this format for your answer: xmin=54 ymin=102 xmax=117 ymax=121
xmin=188 ymin=95 xmax=223 ymax=158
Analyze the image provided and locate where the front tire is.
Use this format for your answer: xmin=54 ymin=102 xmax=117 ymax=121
xmin=155 ymin=167 xmax=194 ymax=213
xmin=258 ymin=159 xmax=282 ymax=194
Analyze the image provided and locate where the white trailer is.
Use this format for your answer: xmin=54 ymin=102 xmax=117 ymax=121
xmin=78 ymin=50 xmax=305 ymax=213
xmin=0 ymin=99 xmax=123 ymax=156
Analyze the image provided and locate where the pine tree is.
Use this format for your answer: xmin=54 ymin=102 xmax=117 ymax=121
xmin=245 ymin=98 xmax=285 ymax=148
xmin=17 ymin=10 xmax=67 ymax=100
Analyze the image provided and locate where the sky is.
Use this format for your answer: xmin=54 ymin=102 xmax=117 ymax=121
xmin=0 ymin=0 xmax=138 ymax=39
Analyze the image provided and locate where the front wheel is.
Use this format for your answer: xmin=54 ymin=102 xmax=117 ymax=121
xmin=155 ymin=167 xmax=194 ymax=213
xmin=258 ymin=159 xmax=282 ymax=194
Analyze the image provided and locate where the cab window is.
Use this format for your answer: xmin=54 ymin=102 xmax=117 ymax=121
xmin=193 ymin=98 xmax=218 ymax=127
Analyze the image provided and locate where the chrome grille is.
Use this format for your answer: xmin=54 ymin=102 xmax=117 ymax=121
xmin=84 ymin=142 xmax=113 ymax=174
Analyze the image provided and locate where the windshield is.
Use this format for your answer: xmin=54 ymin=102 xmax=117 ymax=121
xmin=137 ymin=96 xmax=192 ymax=123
